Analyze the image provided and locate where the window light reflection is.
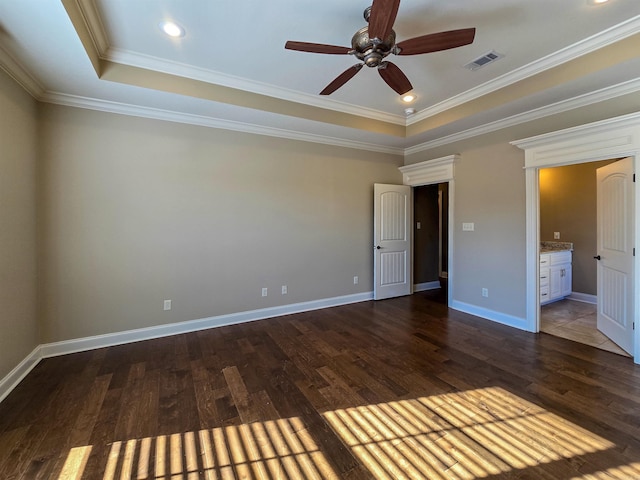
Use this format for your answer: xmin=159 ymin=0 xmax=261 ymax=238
xmin=323 ymin=387 xmax=633 ymax=479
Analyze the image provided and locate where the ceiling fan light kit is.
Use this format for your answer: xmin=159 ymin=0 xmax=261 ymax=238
xmin=285 ymin=0 xmax=476 ymax=97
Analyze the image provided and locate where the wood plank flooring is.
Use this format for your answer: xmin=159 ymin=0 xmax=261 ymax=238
xmin=1 ymin=291 xmax=640 ymax=479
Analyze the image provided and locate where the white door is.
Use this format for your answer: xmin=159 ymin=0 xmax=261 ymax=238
xmin=374 ymin=184 xmax=411 ymax=300
xmin=596 ymin=157 xmax=635 ymax=355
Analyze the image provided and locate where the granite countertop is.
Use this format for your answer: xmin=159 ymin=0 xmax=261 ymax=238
xmin=540 ymin=241 xmax=573 ymax=253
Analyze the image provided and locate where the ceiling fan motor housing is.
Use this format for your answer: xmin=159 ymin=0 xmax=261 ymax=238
xmin=284 ymin=2 xmax=476 ymax=95
xmin=351 ymin=26 xmax=396 ymax=67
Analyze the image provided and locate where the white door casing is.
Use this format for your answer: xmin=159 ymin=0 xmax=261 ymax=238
xmin=596 ymin=158 xmax=634 ymax=355
xmin=398 ymin=155 xmax=457 ymax=307
xmin=374 ymin=184 xmax=412 ymax=300
xmin=512 ymin=112 xmax=640 ymax=364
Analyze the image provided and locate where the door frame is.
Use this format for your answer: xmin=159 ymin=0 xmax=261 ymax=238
xmin=399 ymin=155 xmax=457 ymax=307
xmin=512 ymin=112 xmax=640 ymax=364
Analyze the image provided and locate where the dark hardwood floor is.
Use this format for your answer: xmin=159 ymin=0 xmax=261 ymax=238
xmin=1 ymin=290 xmax=640 ymax=479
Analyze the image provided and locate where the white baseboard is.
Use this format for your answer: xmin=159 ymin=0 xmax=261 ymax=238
xmin=39 ymin=292 xmax=374 ymax=359
xmin=1 ymin=292 xmax=373 ymax=403
xmin=450 ymin=300 xmax=529 ymax=331
xmin=0 ymin=346 xmax=43 ymax=403
xmin=413 ymin=281 xmax=441 ymax=292
xmin=567 ymin=292 xmax=597 ymax=304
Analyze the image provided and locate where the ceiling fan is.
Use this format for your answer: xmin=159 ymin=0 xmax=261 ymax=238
xmin=285 ymin=0 xmax=476 ymax=96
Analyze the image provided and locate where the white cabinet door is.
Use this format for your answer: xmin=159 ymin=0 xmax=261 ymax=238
xmin=541 ymin=251 xmax=571 ymax=303
xmin=560 ymin=265 xmax=572 ymax=297
xmin=549 ymin=265 xmax=563 ymax=301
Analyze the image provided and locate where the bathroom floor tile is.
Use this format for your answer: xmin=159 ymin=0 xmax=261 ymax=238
xmin=541 ymin=299 xmax=630 ymax=357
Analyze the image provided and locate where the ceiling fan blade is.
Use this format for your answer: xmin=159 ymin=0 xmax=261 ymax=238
xmin=368 ymin=0 xmax=401 ymax=41
xmin=378 ymin=61 xmax=412 ymax=95
xmin=285 ymin=41 xmax=351 ymax=55
xmin=320 ymin=64 xmax=364 ymax=95
xmin=396 ymin=28 xmax=476 ymax=55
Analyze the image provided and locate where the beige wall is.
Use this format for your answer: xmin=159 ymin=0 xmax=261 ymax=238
xmin=1 ymin=61 xmax=631 ymax=381
xmin=540 ymin=160 xmax=617 ymax=295
xmin=0 ymin=70 xmax=39 ymax=379
xmin=450 ymin=143 xmax=527 ymax=318
xmin=38 ymin=104 xmax=403 ymax=342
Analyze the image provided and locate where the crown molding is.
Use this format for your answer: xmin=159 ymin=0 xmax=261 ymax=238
xmin=106 ymin=48 xmax=406 ymax=126
xmin=40 ymin=91 xmax=405 ymax=155
xmin=68 ymin=0 xmax=639 ymax=135
xmin=399 ymin=155 xmax=458 ymax=186
xmin=512 ymin=110 xmax=640 ymax=152
xmin=405 ymin=77 xmax=640 ymax=156
xmin=408 ymin=14 xmax=640 ymax=125
xmin=30 ymin=76 xmax=640 ymax=159
xmin=0 ymin=44 xmax=45 ymax=98
xmin=75 ymin=0 xmax=110 ymax=55
xmin=73 ymin=0 xmax=406 ymax=126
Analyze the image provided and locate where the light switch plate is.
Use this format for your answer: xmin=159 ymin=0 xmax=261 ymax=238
xmin=462 ymin=222 xmax=475 ymax=231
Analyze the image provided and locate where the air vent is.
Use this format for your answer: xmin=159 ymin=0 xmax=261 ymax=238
xmin=464 ymin=50 xmax=504 ymax=71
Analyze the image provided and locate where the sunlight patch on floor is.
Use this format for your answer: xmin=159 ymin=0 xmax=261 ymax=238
xmin=56 ymin=386 xmax=640 ymax=479
xmin=322 ymin=386 xmax=638 ymax=479
xmin=57 ymin=417 xmax=339 ymax=480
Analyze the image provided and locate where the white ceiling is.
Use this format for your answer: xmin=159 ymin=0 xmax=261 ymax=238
xmin=1 ymin=0 xmax=639 ymax=154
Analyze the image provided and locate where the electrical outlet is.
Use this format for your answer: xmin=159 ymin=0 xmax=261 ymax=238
xmin=554 ymin=232 xmax=560 ymax=239
xmin=261 ymin=288 xmax=268 ymax=297
xmin=416 ymin=222 xmax=421 ymax=230
xmin=353 ymin=276 xmax=359 ymax=285
xmin=281 ymin=285 xmax=287 ymax=295
xmin=163 ymin=299 xmax=172 ymax=311
xmin=481 ymin=288 xmax=489 ymax=298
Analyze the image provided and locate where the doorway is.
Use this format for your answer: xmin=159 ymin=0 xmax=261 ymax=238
xmin=513 ymin=114 xmax=640 ymax=364
xmin=396 ymin=154 xmax=457 ymax=307
xmin=540 ymin=299 xmax=629 ymax=355
xmin=413 ymin=183 xmax=449 ymax=304
xmin=538 ymin=160 xmax=631 ymax=354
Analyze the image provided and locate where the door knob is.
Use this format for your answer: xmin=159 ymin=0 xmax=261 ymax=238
xmin=593 ymin=255 xmax=601 ymax=260
xmin=376 ymin=245 xmax=381 ymax=250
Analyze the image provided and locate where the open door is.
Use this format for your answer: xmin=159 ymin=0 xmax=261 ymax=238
xmin=374 ymin=184 xmax=411 ymax=300
xmin=596 ymin=157 xmax=635 ymax=355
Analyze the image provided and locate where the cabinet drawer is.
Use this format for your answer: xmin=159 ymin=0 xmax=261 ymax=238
xmin=549 ymin=251 xmax=571 ymax=265
xmin=540 ymin=254 xmax=550 ymax=267
xmin=540 ymin=285 xmax=550 ymax=302
xmin=540 ymin=267 xmax=550 ymax=287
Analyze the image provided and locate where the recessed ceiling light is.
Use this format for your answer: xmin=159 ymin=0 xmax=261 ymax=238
xmin=588 ymin=0 xmax=610 ymax=4
xmin=402 ymin=94 xmax=416 ymax=103
xmin=160 ymin=21 xmax=185 ymax=38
